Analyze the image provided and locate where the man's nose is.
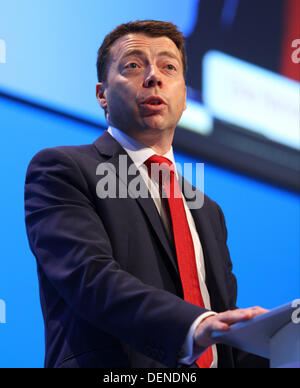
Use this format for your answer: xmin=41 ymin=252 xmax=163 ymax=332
xmin=143 ymin=65 xmax=162 ymax=88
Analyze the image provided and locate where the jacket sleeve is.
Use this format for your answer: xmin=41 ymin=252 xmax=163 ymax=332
xmin=24 ymin=146 xmax=206 ymax=367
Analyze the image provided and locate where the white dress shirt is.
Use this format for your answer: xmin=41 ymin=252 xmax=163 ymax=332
xmin=107 ymin=126 xmax=217 ymax=367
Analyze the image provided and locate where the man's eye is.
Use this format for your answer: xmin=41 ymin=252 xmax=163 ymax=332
xmin=126 ymin=63 xmax=139 ymax=69
xmin=166 ymin=64 xmax=176 ymax=71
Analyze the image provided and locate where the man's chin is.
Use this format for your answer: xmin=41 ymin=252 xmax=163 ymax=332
xmin=142 ymin=115 xmax=170 ymax=131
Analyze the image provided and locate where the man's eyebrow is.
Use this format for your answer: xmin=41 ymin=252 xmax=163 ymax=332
xmin=121 ymin=49 xmax=146 ymax=60
xmin=121 ymin=49 xmax=180 ymax=63
xmin=157 ymin=51 xmax=181 ymax=62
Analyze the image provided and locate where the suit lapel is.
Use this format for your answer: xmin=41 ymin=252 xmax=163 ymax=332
xmin=181 ymin=176 xmax=231 ymax=311
xmin=93 ymin=131 xmax=179 ymax=277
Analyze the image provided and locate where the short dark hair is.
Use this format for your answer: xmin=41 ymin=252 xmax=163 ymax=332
xmin=96 ymin=20 xmax=187 ymax=82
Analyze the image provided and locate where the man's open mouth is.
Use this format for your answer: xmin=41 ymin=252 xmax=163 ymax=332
xmin=141 ymin=96 xmax=166 ymax=106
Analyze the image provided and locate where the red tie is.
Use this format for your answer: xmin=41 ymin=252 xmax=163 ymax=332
xmin=144 ymin=155 xmax=213 ymax=368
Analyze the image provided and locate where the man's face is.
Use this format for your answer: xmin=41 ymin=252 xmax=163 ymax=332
xmin=96 ymin=33 xmax=187 ymax=137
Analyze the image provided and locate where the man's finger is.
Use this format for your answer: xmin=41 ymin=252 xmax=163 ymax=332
xmin=249 ymin=306 xmax=269 ymax=316
xmin=216 ymin=309 xmax=257 ymax=325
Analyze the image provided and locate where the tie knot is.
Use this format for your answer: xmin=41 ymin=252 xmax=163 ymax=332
xmin=146 ymin=154 xmax=172 ymax=166
xmin=144 ymin=155 xmax=175 ymax=182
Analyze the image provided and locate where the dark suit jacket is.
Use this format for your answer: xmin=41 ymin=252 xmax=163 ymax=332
xmin=24 ymin=131 xmax=268 ymax=368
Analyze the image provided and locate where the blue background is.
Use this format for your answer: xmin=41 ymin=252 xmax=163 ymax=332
xmin=0 ymin=0 xmax=299 ymax=368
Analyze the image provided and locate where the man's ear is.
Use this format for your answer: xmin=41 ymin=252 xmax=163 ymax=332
xmin=96 ymin=82 xmax=108 ymax=112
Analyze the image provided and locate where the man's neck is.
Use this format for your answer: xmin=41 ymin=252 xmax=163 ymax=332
xmin=117 ymin=127 xmax=174 ymax=155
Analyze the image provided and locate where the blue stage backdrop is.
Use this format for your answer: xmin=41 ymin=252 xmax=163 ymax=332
xmin=0 ymin=0 xmax=299 ymax=368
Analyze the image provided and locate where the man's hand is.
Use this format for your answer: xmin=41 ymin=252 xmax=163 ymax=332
xmin=194 ymin=307 xmax=268 ymax=349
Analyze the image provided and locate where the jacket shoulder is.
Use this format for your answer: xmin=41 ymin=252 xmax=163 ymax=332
xmin=27 ymin=142 xmax=98 ymax=165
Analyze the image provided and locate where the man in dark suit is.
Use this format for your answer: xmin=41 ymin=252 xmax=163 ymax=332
xmin=24 ymin=20 xmax=268 ymax=368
